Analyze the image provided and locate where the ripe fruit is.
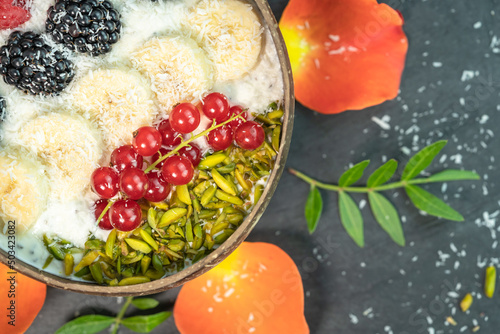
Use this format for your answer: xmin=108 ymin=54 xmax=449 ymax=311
xmin=110 ymin=145 xmax=143 ymax=172
xmin=202 ymin=92 xmax=230 ymax=123
xmin=161 ymin=156 xmax=194 ymax=185
xmin=234 ymin=121 xmax=265 ymax=150
xmin=227 ymin=105 xmax=247 ymax=131
xmin=94 ymin=199 xmax=112 ymax=230
xmin=207 ymin=125 xmax=233 ymax=151
xmin=91 ymin=167 xmax=119 ymax=199
xmin=132 ymin=126 xmax=162 ymax=157
xmin=109 ymin=199 xmax=142 ymax=231
xmin=0 ymin=2 xmax=31 ymax=30
xmin=169 ymin=103 xmax=200 ymax=134
xmin=45 ymin=0 xmax=121 ymax=56
xmin=152 ymin=147 xmax=172 ymax=168
xmin=0 ymin=31 xmax=75 ymax=95
xmin=157 ymin=120 xmax=182 ymax=146
xmin=119 ymin=167 xmax=148 ymax=200
xmin=145 ymin=170 xmax=170 ymax=202
xmin=178 ymin=144 xmax=202 ymax=167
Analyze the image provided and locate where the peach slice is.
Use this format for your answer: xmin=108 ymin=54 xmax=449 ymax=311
xmin=0 ymin=263 xmax=46 ymax=334
xmin=174 ymin=242 xmax=309 ymax=333
xmin=280 ymin=0 xmax=408 ymax=114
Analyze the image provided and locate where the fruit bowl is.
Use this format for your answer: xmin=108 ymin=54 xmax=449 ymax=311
xmin=0 ymin=0 xmax=293 ymax=296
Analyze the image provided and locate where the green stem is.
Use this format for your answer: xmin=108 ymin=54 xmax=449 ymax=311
xmin=145 ymin=113 xmax=245 ymax=173
xmin=96 ymin=200 xmax=115 ymax=225
xmin=288 ymin=168 xmax=440 ymax=193
xmin=111 ymin=296 xmax=134 ymax=334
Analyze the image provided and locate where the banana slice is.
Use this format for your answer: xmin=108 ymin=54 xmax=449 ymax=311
xmin=0 ymin=148 xmax=49 ymax=233
xmin=71 ymin=69 xmax=157 ymax=147
xmin=16 ymin=113 xmax=103 ymax=200
xmin=186 ymin=0 xmax=263 ymax=82
xmin=131 ymin=35 xmax=215 ymax=110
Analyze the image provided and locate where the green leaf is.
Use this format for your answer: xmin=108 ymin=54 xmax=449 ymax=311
xmin=338 ymin=192 xmax=364 ymax=247
xmin=131 ymin=298 xmax=160 ymax=310
xmin=405 ymin=185 xmax=464 ymax=221
xmin=402 ymin=140 xmax=447 ymax=180
xmin=368 ymin=192 xmax=405 ymax=246
xmin=339 ymin=160 xmax=370 ymax=187
xmin=426 ymin=169 xmax=480 ymax=182
xmin=122 ymin=312 xmax=171 ymax=333
xmin=367 ymin=159 xmax=398 ymax=187
xmin=55 ymin=315 xmax=115 ymax=334
xmin=305 ymin=186 xmax=323 ymax=234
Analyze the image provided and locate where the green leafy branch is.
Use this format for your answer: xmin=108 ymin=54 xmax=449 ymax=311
xmin=55 ymin=296 xmax=170 ymax=334
xmin=289 ymin=140 xmax=480 ymax=247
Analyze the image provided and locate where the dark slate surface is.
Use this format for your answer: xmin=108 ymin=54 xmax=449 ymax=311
xmin=27 ymin=0 xmax=500 ymax=333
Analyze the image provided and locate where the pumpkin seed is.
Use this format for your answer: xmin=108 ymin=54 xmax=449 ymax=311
xmin=199 ymin=210 xmax=217 ymax=219
xmin=74 ymin=266 xmax=90 ymax=277
xmin=485 ymin=266 xmax=496 ymax=298
xmin=214 ymin=228 xmax=235 ymax=244
xmin=215 ymin=190 xmax=244 ymax=205
xmin=121 ymin=253 xmax=144 ymax=265
xmin=268 ymin=109 xmax=284 ymax=120
xmin=141 ymin=255 xmax=151 ymax=275
xmin=74 ymin=250 xmax=99 ymax=273
xmin=108 ymin=278 xmax=119 ymax=286
xmin=460 ymin=293 xmax=473 ymax=312
xmin=272 ymin=125 xmax=281 ymax=152
xmin=177 ymin=184 xmax=192 ymax=205
xmin=43 ymin=255 xmax=54 ymax=269
xmin=212 ymin=168 xmax=237 ymax=195
xmin=89 ymin=262 xmax=104 ymax=284
xmin=200 ymin=185 xmax=217 ymax=206
xmin=139 ymin=229 xmax=159 ymax=251
xmin=216 ymin=163 xmax=236 ymax=174
xmin=158 ymin=208 xmax=188 ymax=228
xmin=235 ymin=169 xmax=251 ymax=190
xmin=199 ymin=153 xmax=227 ymax=169
xmin=64 ymin=254 xmax=74 ymax=276
xmin=118 ymin=276 xmax=150 ymax=286
xmin=105 ymin=229 xmax=117 ymax=259
xmin=152 ymin=254 xmax=164 ymax=272
xmin=125 ymin=238 xmax=152 ymax=254
xmin=145 ymin=269 xmax=164 ymax=280
xmin=254 ymin=184 xmax=264 ymax=204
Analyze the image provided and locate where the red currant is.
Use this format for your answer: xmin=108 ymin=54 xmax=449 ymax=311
xmin=144 ymin=171 xmax=171 ymax=202
xmin=132 ymin=126 xmax=162 ymax=157
xmin=169 ymin=103 xmax=200 ymax=134
xmin=207 ymin=125 xmax=233 ymax=151
xmin=227 ymin=106 xmax=247 ymax=132
xmin=178 ymin=144 xmax=202 ymax=167
xmin=234 ymin=121 xmax=265 ymax=150
xmin=152 ymin=147 xmax=172 ymax=168
xmin=110 ymin=145 xmax=144 ymax=172
xmin=157 ymin=120 xmax=182 ymax=147
xmin=91 ymin=167 xmax=119 ymax=199
xmin=161 ymin=156 xmax=194 ymax=185
xmin=109 ymin=199 xmax=142 ymax=232
xmin=94 ymin=200 xmax=113 ymax=230
xmin=119 ymin=167 xmax=148 ymax=200
xmin=202 ymin=93 xmax=230 ymax=123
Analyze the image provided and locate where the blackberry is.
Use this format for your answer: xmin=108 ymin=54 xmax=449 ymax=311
xmin=46 ymin=0 xmax=122 ymax=56
xmin=0 ymin=31 xmax=75 ymax=96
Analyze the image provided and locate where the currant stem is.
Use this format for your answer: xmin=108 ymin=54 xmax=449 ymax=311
xmin=288 ymin=168 xmax=442 ymax=193
xmin=96 ymin=200 xmax=115 ymax=225
xmin=145 ymin=113 xmax=245 ymax=173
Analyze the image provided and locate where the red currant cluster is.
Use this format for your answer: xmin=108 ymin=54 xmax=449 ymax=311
xmin=91 ymin=93 xmax=265 ymax=233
